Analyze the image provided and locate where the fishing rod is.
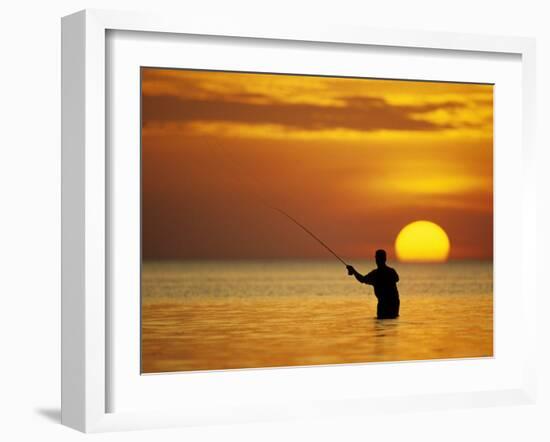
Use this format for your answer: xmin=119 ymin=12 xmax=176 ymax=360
xmin=269 ymin=205 xmax=348 ymax=267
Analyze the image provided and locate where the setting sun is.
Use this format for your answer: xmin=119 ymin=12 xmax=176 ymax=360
xmin=395 ymin=221 xmax=450 ymax=263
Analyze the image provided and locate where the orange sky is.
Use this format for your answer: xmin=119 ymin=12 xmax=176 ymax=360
xmin=141 ymin=68 xmax=493 ymax=261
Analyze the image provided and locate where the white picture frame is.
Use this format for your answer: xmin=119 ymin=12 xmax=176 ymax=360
xmin=61 ymin=9 xmax=537 ymax=433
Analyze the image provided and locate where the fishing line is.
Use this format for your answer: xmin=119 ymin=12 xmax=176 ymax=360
xmin=202 ymin=139 xmax=349 ymax=267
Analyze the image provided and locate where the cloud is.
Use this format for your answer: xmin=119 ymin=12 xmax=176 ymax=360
xmin=142 ymin=94 xmax=465 ymax=133
xmin=141 ymin=68 xmax=493 ymax=136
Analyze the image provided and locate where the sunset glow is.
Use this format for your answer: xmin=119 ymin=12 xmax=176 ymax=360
xmin=141 ymin=68 xmax=493 ymax=261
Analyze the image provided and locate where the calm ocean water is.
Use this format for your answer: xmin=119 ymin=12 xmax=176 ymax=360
xmin=141 ymin=260 xmax=493 ymax=373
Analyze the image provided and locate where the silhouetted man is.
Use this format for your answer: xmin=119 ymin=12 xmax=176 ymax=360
xmin=346 ymin=249 xmax=400 ymax=319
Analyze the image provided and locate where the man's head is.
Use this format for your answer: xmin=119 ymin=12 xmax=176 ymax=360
xmin=375 ymin=249 xmax=387 ymax=267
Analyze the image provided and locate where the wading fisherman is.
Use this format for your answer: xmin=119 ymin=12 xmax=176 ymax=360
xmin=233 ymin=185 xmax=401 ymax=319
xmin=346 ymin=249 xmax=400 ymax=319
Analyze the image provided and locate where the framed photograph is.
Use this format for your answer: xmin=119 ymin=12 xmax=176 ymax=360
xmin=61 ymin=9 xmax=537 ymax=432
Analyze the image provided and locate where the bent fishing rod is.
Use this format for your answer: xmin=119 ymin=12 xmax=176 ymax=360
xmin=269 ymin=205 xmax=348 ymax=267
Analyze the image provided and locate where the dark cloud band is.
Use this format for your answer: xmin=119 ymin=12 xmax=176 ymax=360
xmin=142 ymin=94 xmax=463 ymax=132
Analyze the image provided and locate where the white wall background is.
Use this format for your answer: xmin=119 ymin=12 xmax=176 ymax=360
xmin=0 ymin=1 xmax=548 ymax=440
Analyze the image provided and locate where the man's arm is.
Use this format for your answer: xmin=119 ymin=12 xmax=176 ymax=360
xmin=393 ymin=268 xmax=399 ymax=283
xmin=346 ymin=265 xmax=373 ymax=285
